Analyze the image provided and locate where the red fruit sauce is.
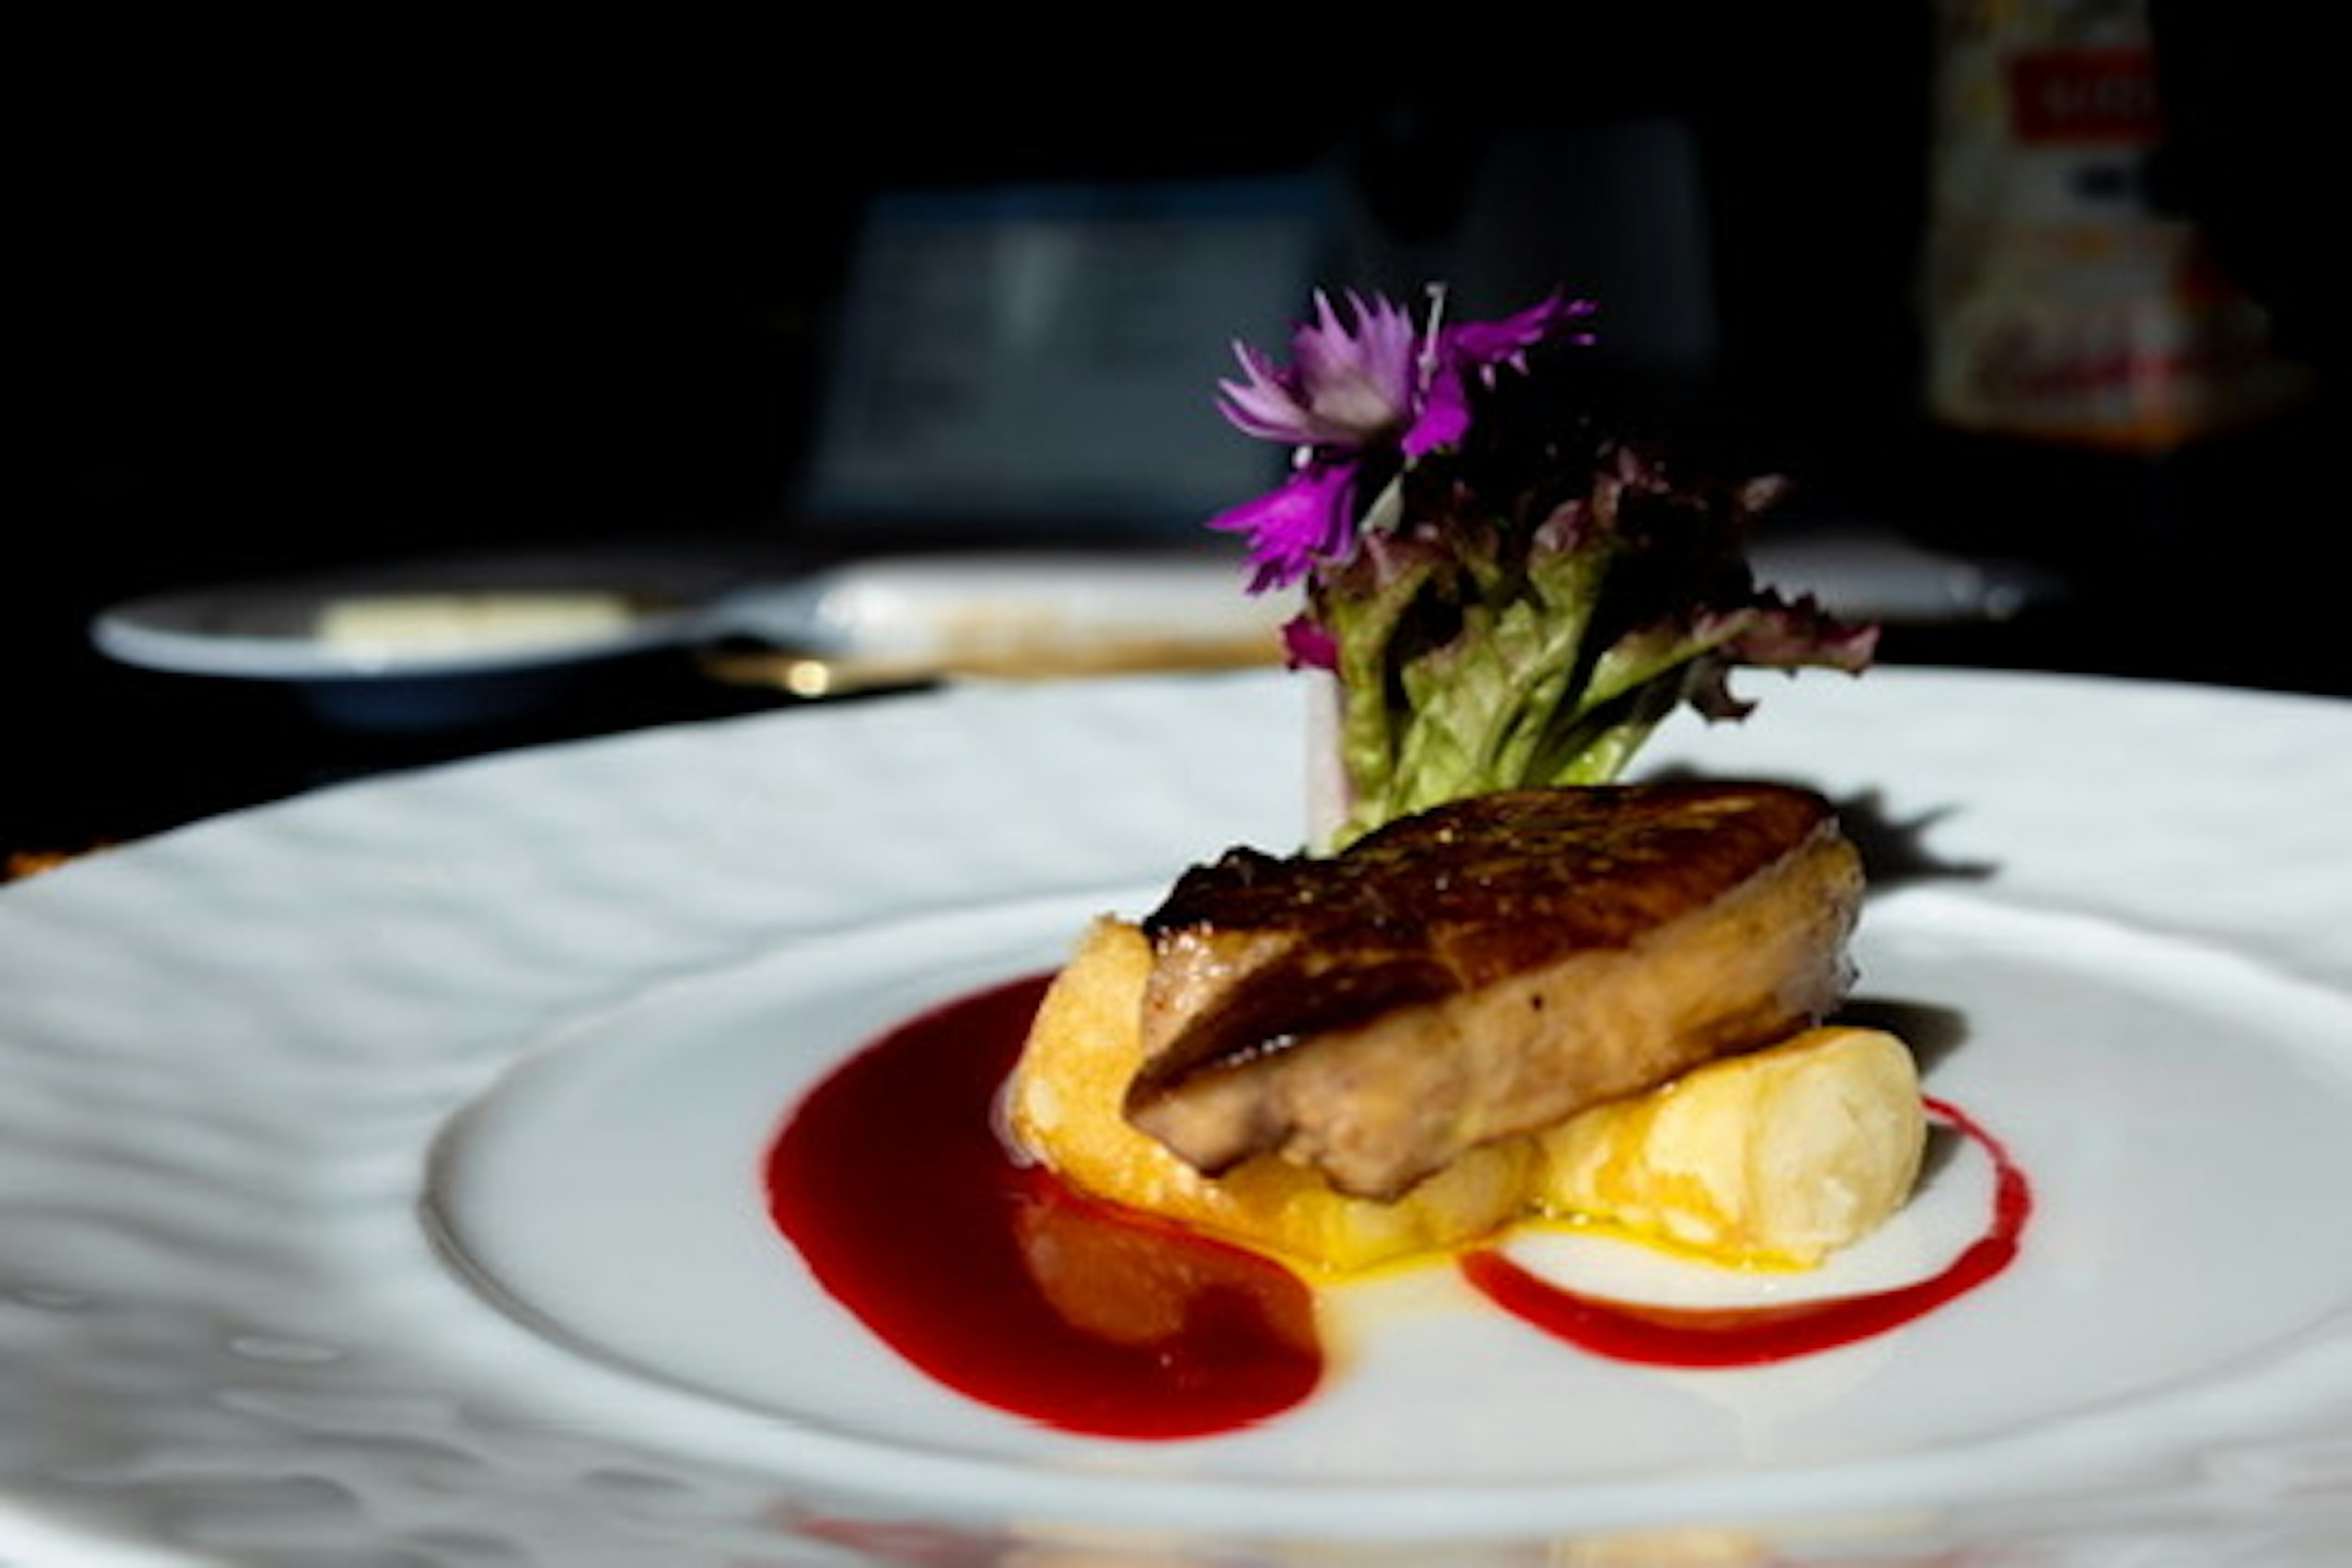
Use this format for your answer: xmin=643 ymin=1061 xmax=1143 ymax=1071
xmin=1460 ymin=1096 xmax=2031 ymax=1368
xmin=764 ymin=977 xmax=2030 ymax=1438
xmin=764 ymin=976 xmax=1320 ymax=1439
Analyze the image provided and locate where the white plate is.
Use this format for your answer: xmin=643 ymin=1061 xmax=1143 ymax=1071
xmin=84 ymin=546 xmax=1291 ymax=726
xmin=4 ymin=668 xmax=2350 ymax=1566
xmin=88 ymin=547 xmax=745 ymax=682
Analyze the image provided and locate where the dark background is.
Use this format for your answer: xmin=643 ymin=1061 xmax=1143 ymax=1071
xmin=30 ymin=13 xmax=1944 ymax=579
xmin=15 ymin=8 xmax=2343 ymax=851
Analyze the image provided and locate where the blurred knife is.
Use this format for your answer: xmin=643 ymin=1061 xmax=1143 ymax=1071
xmin=697 ymin=550 xmax=1294 ymax=696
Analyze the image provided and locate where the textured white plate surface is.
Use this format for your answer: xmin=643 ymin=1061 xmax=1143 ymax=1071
xmin=4 ymin=667 xmax=2350 ymax=1566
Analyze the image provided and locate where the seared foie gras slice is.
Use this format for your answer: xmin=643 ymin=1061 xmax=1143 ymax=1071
xmin=1126 ymin=782 xmax=1864 ymax=1201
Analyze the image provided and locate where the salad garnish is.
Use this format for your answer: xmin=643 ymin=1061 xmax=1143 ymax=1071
xmin=1209 ymin=287 xmax=1879 ymax=847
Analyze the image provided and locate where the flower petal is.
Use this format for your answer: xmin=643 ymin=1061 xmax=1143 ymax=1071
xmin=1289 ymin=291 xmax=1421 ymax=443
xmin=1442 ymin=292 xmax=1598 ymax=380
xmin=1280 ymin=614 xmax=1340 ymax=671
xmin=1215 ymin=341 xmax=1325 ymax=445
xmin=1401 ymin=363 xmax=1471 ymax=456
xmin=1207 ymin=461 xmax=1360 ymax=591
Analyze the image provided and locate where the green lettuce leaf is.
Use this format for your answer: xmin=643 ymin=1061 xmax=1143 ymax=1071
xmin=1309 ymin=436 xmax=1874 ymax=849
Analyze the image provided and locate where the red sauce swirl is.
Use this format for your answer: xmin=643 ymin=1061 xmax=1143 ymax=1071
xmin=1460 ymin=1098 xmax=2030 ymax=1366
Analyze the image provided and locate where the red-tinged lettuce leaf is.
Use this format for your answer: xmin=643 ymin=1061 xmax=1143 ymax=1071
xmin=1305 ymin=410 xmax=1875 ymax=847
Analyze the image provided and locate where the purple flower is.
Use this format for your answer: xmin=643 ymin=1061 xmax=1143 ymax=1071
xmin=1210 ymin=288 xmax=1597 ymax=591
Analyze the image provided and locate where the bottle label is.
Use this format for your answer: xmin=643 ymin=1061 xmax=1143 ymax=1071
xmin=1922 ymin=1 xmax=2309 ymax=450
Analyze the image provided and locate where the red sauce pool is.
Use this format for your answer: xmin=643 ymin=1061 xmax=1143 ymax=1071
xmin=765 ymin=978 xmax=2032 ymax=1437
xmin=763 ymin=976 xmax=1321 ymax=1439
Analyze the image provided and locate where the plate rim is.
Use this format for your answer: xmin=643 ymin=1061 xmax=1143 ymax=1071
xmin=5 ymin=664 xmax=2351 ymax=1564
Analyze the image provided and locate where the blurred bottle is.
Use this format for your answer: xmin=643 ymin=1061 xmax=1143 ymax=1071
xmin=1915 ymin=0 xmax=2315 ymax=581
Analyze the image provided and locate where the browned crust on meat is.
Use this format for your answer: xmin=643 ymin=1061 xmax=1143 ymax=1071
xmin=1124 ymin=782 xmax=1863 ymax=1199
